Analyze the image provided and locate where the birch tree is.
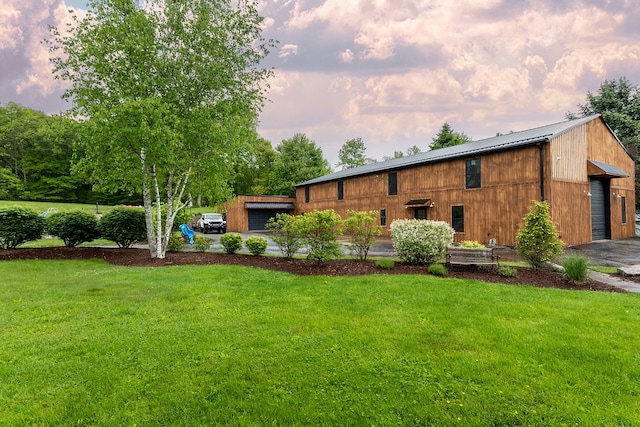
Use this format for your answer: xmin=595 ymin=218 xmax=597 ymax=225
xmin=48 ymin=0 xmax=273 ymax=258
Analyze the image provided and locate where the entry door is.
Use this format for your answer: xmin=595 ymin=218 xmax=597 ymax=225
xmin=590 ymin=178 xmax=611 ymax=240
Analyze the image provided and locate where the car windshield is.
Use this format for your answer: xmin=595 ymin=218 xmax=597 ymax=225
xmin=203 ymin=213 xmax=222 ymax=220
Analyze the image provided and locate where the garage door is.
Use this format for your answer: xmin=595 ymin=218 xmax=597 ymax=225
xmin=248 ymin=209 xmax=284 ymax=230
xmin=590 ymin=178 xmax=611 ymax=240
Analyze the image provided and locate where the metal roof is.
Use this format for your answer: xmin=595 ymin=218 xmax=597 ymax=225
xmin=296 ymin=115 xmax=603 ymax=187
xmin=588 ymin=160 xmax=629 ymax=177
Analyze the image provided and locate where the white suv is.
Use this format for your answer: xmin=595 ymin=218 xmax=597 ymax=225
xmin=198 ymin=213 xmax=227 ymax=234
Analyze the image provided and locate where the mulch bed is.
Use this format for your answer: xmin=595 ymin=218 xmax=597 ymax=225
xmin=0 ymin=246 xmax=626 ymax=293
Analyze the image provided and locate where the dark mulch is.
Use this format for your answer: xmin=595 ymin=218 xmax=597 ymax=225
xmin=0 ymin=247 xmax=626 ymax=293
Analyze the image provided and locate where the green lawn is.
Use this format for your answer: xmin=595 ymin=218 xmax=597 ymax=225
xmin=1 ymin=260 xmax=639 ymax=425
xmin=0 ymin=200 xmax=117 ymax=215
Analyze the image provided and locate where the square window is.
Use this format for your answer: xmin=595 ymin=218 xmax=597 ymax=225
xmin=452 ymin=205 xmax=464 ymax=232
xmin=466 ymin=158 xmax=481 ymax=189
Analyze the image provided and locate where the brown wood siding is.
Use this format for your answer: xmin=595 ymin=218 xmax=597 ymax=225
xmin=221 ymin=195 xmax=296 ymax=233
xmin=551 ymin=125 xmax=587 ymax=181
xmin=296 ymin=146 xmax=544 ymax=246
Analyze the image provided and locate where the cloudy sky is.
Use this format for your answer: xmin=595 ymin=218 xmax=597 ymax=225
xmin=2 ymin=0 xmax=640 ymax=167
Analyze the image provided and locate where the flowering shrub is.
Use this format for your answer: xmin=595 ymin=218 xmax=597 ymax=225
xmin=390 ymin=219 xmax=454 ymax=265
xmin=460 ymin=240 xmax=485 ymax=248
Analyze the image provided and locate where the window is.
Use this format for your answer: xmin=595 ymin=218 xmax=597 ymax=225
xmin=380 ymin=209 xmax=386 ymax=226
xmin=337 ymin=181 xmax=344 ymax=200
xmin=452 ymin=206 xmax=464 ymax=232
xmin=414 ymin=207 xmax=427 ymax=220
xmin=304 ymin=186 xmax=310 ymax=203
xmin=622 ymin=196 xmax=627 ymax=224
xmin=388 ymin=172 xmax=398 ymax=195
xmin=465 ymin=158 xmax=481 ymax=189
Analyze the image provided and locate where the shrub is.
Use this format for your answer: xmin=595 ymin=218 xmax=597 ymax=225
xmin=220 ymin=232 xmax=243 ymax=254
xmin=0 ymin=207 xmax=45 ymax=249
xmin=99 ymin=207 xmax=147 ymax=248
xmin=245 ymin=236 xmax=268 ymax=256
xmin=194 ymin=235 xmax=212 ymax=253
xmin=375 ymin=258 xmax=395 ymax=270
xmin=460 ymin=240 xmax=485 ymax=248
xmin=562 ymin=255 xmax=589 ymax=282
xmin=428 ymin=263 xmax=448 ymax=276
xmin=390 ymin=220 xmax=454 ymax=265
xmin=515 ymin=201 xmax=563 ymax=270
xmin=46 ymin=211 xmax=100 ymax=247
xmin=343 ymin=210 xmax=382 ymax=261
xmin=498 ymin=266 xmax=518 ymax=277
xmin=266 ymin=213 xmax=303 ymax=258
xmin=167 ymin=231 xmax=185 ymax=252
xmin=296 ymin=209 xmax=344 ymax=265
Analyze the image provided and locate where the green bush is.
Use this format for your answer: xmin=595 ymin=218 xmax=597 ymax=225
xmin=515 ymin=201 xmax=563 ymax=270
xmin=0 ymin=207 xmax=45 ymax=249
xmin=562 ymin=255 xmax=589 ymax=282
xmin=194 ymin=235 xmax=212 ymax=253
xmin=167 ymin=231 xmax=185 ymax=252
xmin=498 ymin=266 xmax=518 ymax=277
xmin=244 ymin=236 xmax=268 ymax=256
xmin=46 ymin=210 xmax=100 ymax=247
xmin=266 ymin=213 xmax=303 ymax=258
xmin=99 ymin=207 xmax=147 ymax=248
xmin=344 ymin=210 xmax=382 ymax=261
xmin=375 ymin=258 xmax=395 ymax=270
xmin=220 ymin=232 xmax=243 ymax=254
xmin=460 ymin=240 xmax=485 ymax=248
xmin=296 ymin=209 xmax=344 ymax=265
xmin=428 ymin=263 xmax=448 ymax=276
xmin=390 ymin=219 xmax=454 ymax=265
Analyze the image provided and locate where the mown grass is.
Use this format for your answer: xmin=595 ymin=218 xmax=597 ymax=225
xmin=1 ymin=260 xmax=639 ymax=425
xmin=0 ymin=200 xmax=117 ymax=215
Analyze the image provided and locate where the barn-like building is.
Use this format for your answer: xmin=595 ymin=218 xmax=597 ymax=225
xmin=225 ymin=115 xmax=635 ymax=246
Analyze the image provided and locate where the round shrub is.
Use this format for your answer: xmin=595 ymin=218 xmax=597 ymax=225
xmin=99 ymin=207 xmax=147 ymax=248
xmin=46 ymin=210 xmax=100 ymax=247
xmin=245 ymin=236 xmax=268 ymax=256
xmin=562 ymin=255 xmax=589 ymax=282
xmin=167 ymin=231 xmax=185 ymax=252
xmin=220 ymin=232 xmax=243 ymax=254
xmin=0 ymin=207 xmax=45 ymax=249
xmin=428 ymin=263 xmax=448 ymax=276
xmin=390 ymin=219 xmax=454 ymax=265
xmin=194 ymin=235 xmax=212 ymax=253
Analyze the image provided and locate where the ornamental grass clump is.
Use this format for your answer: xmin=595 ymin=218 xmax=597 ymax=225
xmin=562 ymin=255 xmax=590 ymax=283
xmin=428 ymin=263 xmax=448 ymax=276
xmin=375 ymin=258 xmax=395 ymax=270
xmin=390 ymin=219 xmax=454 ymax=265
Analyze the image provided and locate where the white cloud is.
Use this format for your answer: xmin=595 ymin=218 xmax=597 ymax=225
xmin=278 ymin=43 xmax=299 ymax=59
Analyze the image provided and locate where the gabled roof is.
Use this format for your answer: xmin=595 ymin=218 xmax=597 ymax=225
xmin=296 ymin=115 xmax=603 ymax=187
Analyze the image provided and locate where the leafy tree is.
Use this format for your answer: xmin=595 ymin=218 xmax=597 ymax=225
xmin=381 ymin=146 xmax=422 ymax=161
xmin=271 ymin=134 xmax=331 ymax=196
xmin=233 ymin=137 xmax=277 ymax=195
xmin=405 ymin=145 xmax=421 ymax=156
xmin=343 ymin=210 xmax=382 ymax=261
xmin=336 ymin=137 xmax=373 ymax=170
xmin=0 ymin=168 xmax=23 ymax=199
xmin=48 ymin=0 xmax=273 ymax=258
xmin=567 ymin=77 xmax=640 ymax=207
xmin=430 ymin=122 xmax=471 ymax=150
xmin=567 ymin=77 xmax=640 ymax=143
xmin=515 ymin=201 xmax=563 ymax=270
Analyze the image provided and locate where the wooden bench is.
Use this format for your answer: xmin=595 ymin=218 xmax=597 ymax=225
xmin=446 ymin=246 xmax=500 ymax=269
